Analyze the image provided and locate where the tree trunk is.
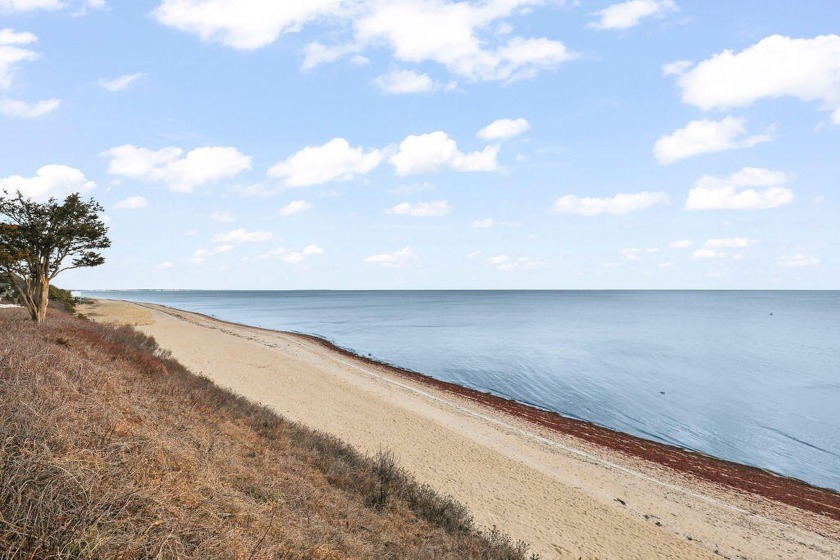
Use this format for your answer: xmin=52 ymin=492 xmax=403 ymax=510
xmin=7 ymin=273 xmax=38 ymax=322
xmin=35 ymin=277 xmax=49 ymax=324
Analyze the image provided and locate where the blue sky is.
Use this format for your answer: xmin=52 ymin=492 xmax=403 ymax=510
xmin=1 ymin=0 xmax=838 ymax=289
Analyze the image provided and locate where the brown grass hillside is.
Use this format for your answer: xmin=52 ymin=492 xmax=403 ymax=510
xmin=0 ymin=308 xmax=537 ymax=559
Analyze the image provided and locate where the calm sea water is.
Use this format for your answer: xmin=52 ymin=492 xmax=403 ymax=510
xmin=86 ymin=290 xmax=840 ymax=491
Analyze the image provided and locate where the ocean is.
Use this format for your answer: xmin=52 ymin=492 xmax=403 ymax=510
xmin=85 ymin=290 xmax=840 ymax=491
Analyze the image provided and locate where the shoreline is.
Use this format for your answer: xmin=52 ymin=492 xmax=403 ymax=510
xmin=294 ymin=332 xmax=840 ymax=521
xmin=294 ymin=331 xmax=840 ymax=519
xmin=126 ymin=300 xmax=840 ymax=520
xmin=82 ymin=299 xmax=840 ymax=558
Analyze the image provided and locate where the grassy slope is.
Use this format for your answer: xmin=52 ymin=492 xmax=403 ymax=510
xmin=0 ymin=309 xmax=536 ymax=559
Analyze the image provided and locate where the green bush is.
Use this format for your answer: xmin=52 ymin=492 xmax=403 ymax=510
xmin=48 ymin=285 xmax=76 ymax=314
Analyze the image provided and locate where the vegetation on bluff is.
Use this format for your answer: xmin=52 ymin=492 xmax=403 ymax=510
xmin=0 ymin=307 xmax=537 ymax=559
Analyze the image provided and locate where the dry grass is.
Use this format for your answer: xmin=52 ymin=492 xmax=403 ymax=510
xmin=0 ymin=308 xmax=538 ymax=559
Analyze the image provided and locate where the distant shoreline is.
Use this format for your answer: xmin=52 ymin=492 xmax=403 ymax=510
xmin=124 ymin=299 xmax=840 ymax=524
xmin=82 ymin=288 xmax=840 ymax=293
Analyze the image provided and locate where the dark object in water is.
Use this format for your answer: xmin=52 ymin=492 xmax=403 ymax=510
xmin=659 ymin=391 xmax=665 ymax=395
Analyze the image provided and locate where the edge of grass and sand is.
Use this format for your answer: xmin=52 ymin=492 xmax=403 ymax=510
xmin=106 ymin=298 xmax=840 ymax=519
xmin=70 ymin=298 xmax=840 ymax=559
xmin=0 ymin=303 xmax=538 ymax=559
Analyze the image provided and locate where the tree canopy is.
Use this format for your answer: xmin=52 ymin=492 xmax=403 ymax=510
xmin=0 ymin=191 xmax=110 ymax=323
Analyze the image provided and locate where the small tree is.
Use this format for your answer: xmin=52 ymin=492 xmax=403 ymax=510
xmin=0 ymin=191 xmax=110 ymax=323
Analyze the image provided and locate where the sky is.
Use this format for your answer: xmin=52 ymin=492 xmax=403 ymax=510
xmin=0 ymin=0 xmax=838 ymax=290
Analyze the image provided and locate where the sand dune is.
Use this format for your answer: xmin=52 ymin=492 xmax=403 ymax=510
xmin=82 ymin=300 xmax=840 ymax=559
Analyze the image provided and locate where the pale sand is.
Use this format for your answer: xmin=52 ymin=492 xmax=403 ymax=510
xmin=81 ymin=300 xmax=840 ymax=559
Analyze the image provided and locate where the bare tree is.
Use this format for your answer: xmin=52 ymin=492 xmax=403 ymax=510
xmin=0 ymin=191 xmax=110 ymax=323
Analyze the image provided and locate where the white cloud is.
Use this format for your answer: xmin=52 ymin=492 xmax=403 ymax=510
xmin=68 ymin=0 xmax=106 ymax=15
xmin=704 ymin=237 xmax=753 ymax=249
xmin=373 ymin=69 xmax=446 ymax=94
xmin=156 ymin=261 xmax=174 ymax=270
xmin=617 ymin=247 xmax=658 ymax=262
xmin=0 ymin=0 xmax=62 ymax=12
xmin=496 ymin=22 xmax=513 ymax=35
xmin=662 ymin=60 xmax=691 ymax=76
xmin=0 ymin=30 xmax=61 ymax=119
xmin=230 ymin=183 xmax=273 ymax=197
xmin=589 ymin=0 xmax=677 ymax=30
xmin=658 ymin=262 xmax=674 ymax=269
xmin=669 ymin=239 xmax=692 ymax=249
xmin=102 ymin=144 xmax=251 ymax=192
xmin=104 ymin=145 xmax=181 ymax=178
xmin=685 ymin=167 xmax=793 ymax=210
xmin=552 ymin=191 xmax=669 ymax=216
xmin=477 ymin=117 xmax=530 ymax=140
xmin=99 ymin=72 xmax=144 ymax=92
xmin=0 ymin=28 xmax=39 ymax=89
xmin=364 ymin=246 xmax=417 ymax=268
xmin=692 ymin=237 xmax=754 ymax=259
xmin=279 ymin=200 xmax=313 ymax=216
xmin=256 ymin=244 xmax=325 ymax=264
xmin=302 ymin=42 xmax=361 ymax=71
xmin=653 ymin=116 xmax=772 ymax=164
xmin=154 ymin=1 xmax=574 ymax=83
xmin=0 ymin=28 xmax=37 ymax=44
xmin=386 ymin=200 xmax=451 ymax=217
xmin=0 ymin=164 xmax=95 ymax=201
xmin=618 ymin=248 xmax=642 ymax=261
xmin=671 ymin=34 xmax=840 ymax=120
xmin=191 ymin=244 xmax=234 ymax=263
xmin=268 ymin=138 xmax=382 ymax=187
xmin=212 ymin=228 xmax=273 ymax=244
xmin=619 ymin=248 xmax=641 ymax=261
xmin=777 ymin=254 xmax=819 ymax=268
xmin=472 ymin=217 xmax=494 ymax=228
xmin=209 ymin=211 xmax=235 ymax=223
xmin=158 ymin=147 xmax=250 ymax=191
xmin=490 ymin=36 xmax=574 ymax=81
xmin=486 ymin=254 xmax=544 ymax=271
xmin=692 ymin=248 xmax=719 ymax=259
xmin=0 ymin=98 xmax=60 ymax=118
xmin=153 ymin=0 xmax=345 ymax=50
xmin=390 ymin=131 xmax=498 ymax=176
xmin=303 ymin=244 xmax=324 ymax=255
xmin=113 ymin=196 xmax=148 ymax=210
xmin=281 ymin=251 xmax=306 ymax=264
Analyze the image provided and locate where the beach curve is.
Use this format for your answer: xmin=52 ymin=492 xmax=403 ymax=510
xmin=81 ymin=299 xmax=840 ymax=559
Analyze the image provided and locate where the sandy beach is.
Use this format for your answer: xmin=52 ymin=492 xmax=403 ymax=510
xmin=81 ymin=300 xmax=840 ymax=559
